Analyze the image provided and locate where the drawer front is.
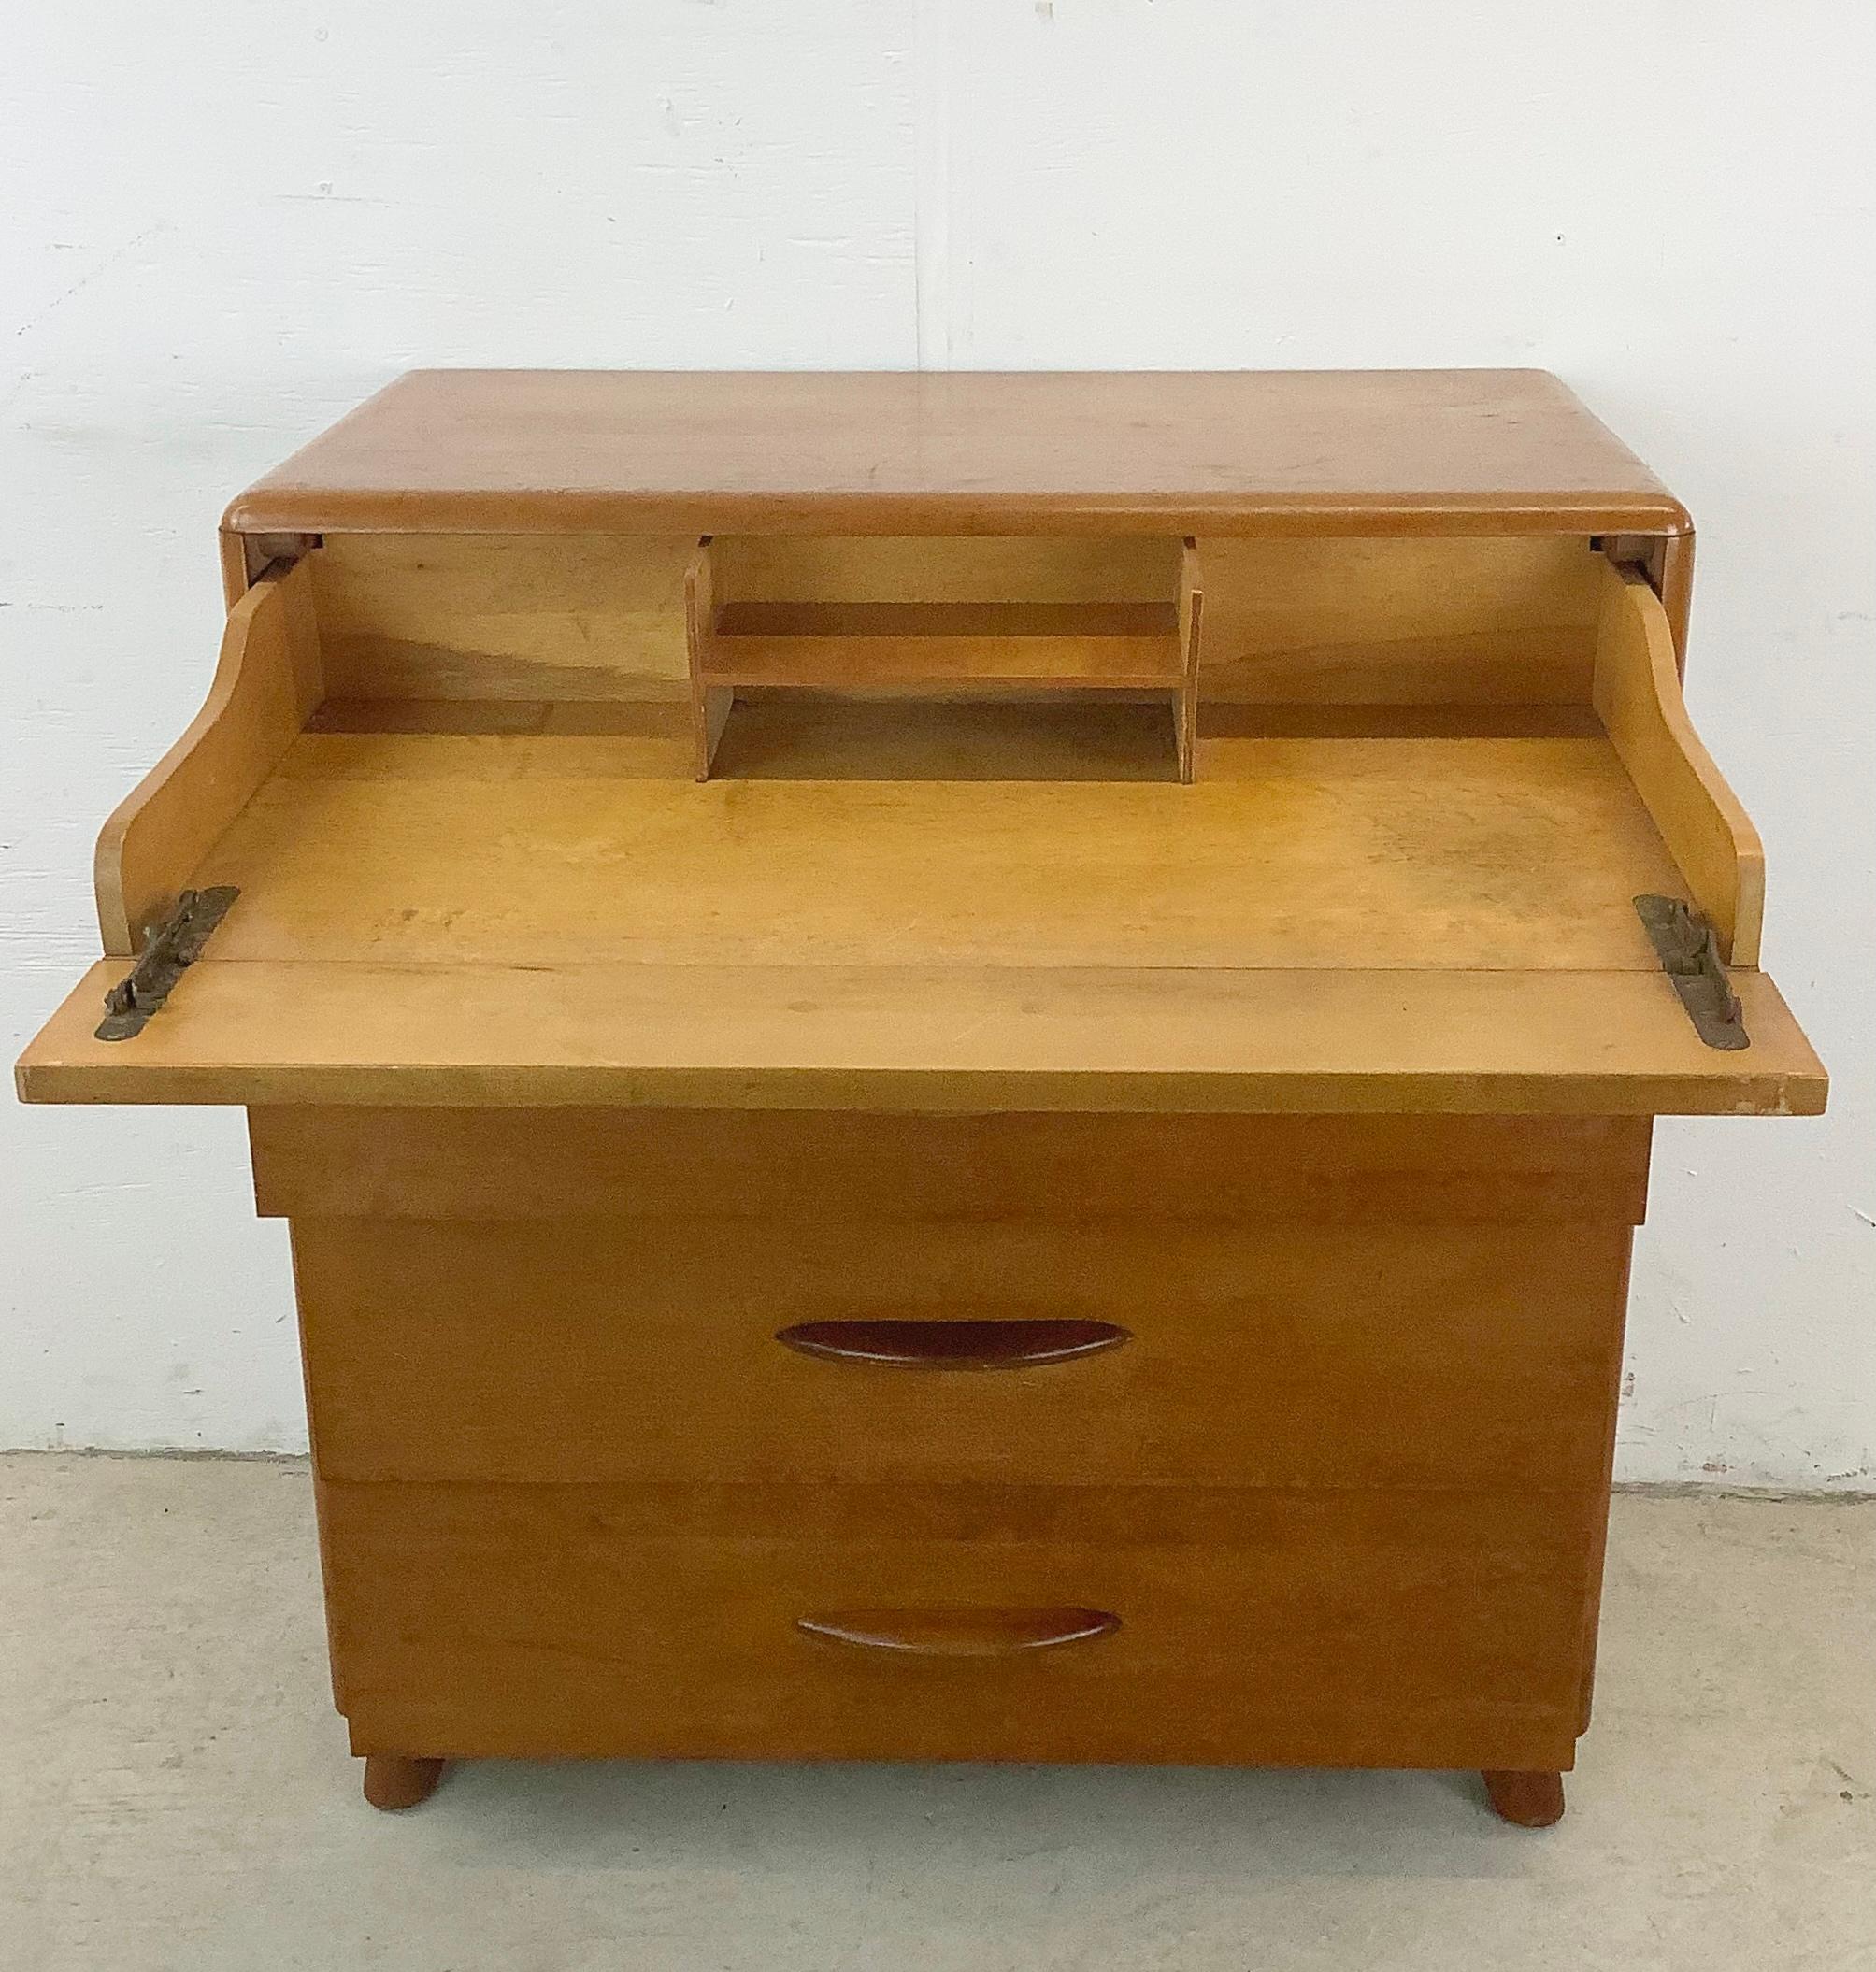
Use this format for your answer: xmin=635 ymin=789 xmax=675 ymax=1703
xmin=293 ymin=1217 xmax=1630 ymax=1488
xmin=252 ymin=1107 xmax=1653 ymax=1224
xmin=318 ymin=1480 xmax=1590 ymax=1771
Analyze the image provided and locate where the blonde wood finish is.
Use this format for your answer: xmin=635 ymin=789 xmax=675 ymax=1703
xmin=685 ymin=536 xmax=732 ymax=779
xmin=1594 ymin=564 xmax=1765 ymax=965
xmin=218 ymin=526 xmax=251 ymax=609
xmin=714 ymin=601 xmax=1180 ymax=641
xmin=287 ymin=1214 xmax=1634 ymax=1490
xmin=246 ymin=1108 xmax=1653 ymax=1224
xmin=279 ymin=696 xmax=1593 ymax=752
xmin=1198 ymin=535 xmax=1604 ymax=705
xmin=692 ymin=534 xmax=1195 ymax=779
xmin=1176 ymin=539 xmax=1202 ymax=779
xmin=18 ymin=956 xmax=1826 ymax=1116
xmin=1655 ymin=532 xmax=1697 ymax=671
xmin=179 ymin=732 xmax=1689 ymax=972
xmin=297 ymin=531 xmax=1614 ymax=718
xmin=1575 ymin=1198 xmax=1636 ymax=1738
xmin=93 ymin=557 xmax=322 ymax=956
xmin=225 ymin=370 xmax=1688 ymax=538
xmin=309 ymin=531 xmax=694 ymax=701
xmin=698 ymin=624 xmax=1183 ymax=691
xmin=716 ymin=535 xmax=1183 ymax=607
xmin=316 ymin=1479 xmax=1591 ymax=1769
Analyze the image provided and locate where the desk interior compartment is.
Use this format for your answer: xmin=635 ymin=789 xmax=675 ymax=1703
xmin=688 ymin=534 xmax=1202 ymax=780
xmin=16 ymin=532 xmax=1824 ymax=1118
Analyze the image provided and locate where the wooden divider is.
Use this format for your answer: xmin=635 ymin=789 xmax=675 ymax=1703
xmin=686 ymin=537 xmax=732 ymax=779
xmin=1177 ymin=539 xmax=1203 ymax=780
xmin=688 ymin=534 xmax=1200 ymax=780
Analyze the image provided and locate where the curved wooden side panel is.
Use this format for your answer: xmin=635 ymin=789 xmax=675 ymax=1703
xmin=1593 ymin=564 xmax=1764 ymax=965
xmin=94 ymin=556 xmax=323 ymax=956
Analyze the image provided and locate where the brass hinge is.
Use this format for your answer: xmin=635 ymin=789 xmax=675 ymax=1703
xmin=96 ymin=887 xmax=240 ymax=1041
xmin=1635 ymin=894 xmax=1749 ymax=1050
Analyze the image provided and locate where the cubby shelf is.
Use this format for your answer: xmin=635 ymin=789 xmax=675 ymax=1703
xmin=688 ymin=539 xmax=1203 ymax=781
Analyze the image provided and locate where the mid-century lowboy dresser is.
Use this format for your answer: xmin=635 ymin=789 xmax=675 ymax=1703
xmin=18 ymin=370 xmax=1826 ymax=1826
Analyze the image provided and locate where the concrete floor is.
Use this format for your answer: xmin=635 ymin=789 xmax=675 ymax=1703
xmin=1 ymin=1459 xmax=1871 ymax=1972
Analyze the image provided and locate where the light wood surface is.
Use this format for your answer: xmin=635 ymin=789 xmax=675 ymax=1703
xmin=289 ymin=1214 xmax=1633 ymax=1489
xmin=297 ymin=698 xmax=1612 ymax=745
xmin=164 ymin=731 xmax=1686 ymax=971
xmin=94 ymin=557 xmax=322 ymax=955
xmin=1655 ymin=532 xmax=1697 ymax=668
xmin=691 ymin=535 xmax=1195 ymax=777
xmin=218 ymin=525 xmax=251 ymax=610
xmin=1176 ymin=539 xmax=1202 ymax=779
xmin=716 ymin=535 xmax=1183 ymax=606
xmin=310 ymin=531 xmax=694 ymax=701
xmin=225 ymin=370 xmax=1689 ymax=538
xmin=317 ymin=1479 xmax=1590 ymax=1769
xmin=1594 ymin=564 xmax=1765 ymax=965
xmin=1199 ymin=535 xmax=1604 ymax=705
xmin=247 ymin=1109 xmax=1654 ymax=1224
xmin=296 ymin=698 xmax=1607 ymax=744
xmin=698 ymin=624 xmax=1183 ymax=690
xmin=300 ymin=531 xmax=1613 ymax=714
xmin=685 ymin=536 xmax=732 ymax=779
xmin=712 ymin=601 xmax=1181 ymax=641
xmin=18 ymin=956 xmax=1825 ymax=1114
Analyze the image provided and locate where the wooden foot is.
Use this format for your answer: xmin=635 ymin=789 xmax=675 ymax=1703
xmin=1482 ymin=1768 xmax=1565 ymax=1828
xmin=362 ymin=1754 xmax=445 ymax=1811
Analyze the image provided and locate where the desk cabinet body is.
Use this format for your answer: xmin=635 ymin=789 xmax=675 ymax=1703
xmin=19 ymin=371 xmax=1826 ymax=1826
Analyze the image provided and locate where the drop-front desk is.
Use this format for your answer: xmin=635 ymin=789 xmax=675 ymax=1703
xmin=17 ymin=371 xmax=1826 ymax=1826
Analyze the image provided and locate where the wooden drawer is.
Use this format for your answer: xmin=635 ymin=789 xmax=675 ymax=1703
xmin=292 ymin=1217 xmax=1631 ymax=1490
xmin=252 ymin=1108 xmax=1654 ymax=1225
xmin=319 ymin=1480 xmax=1590 ymax=1770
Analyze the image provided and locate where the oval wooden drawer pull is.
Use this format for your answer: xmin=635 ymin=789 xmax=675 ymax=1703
xmin=796 ymin=1607 xmax=1121 ymax=1656
xmin=776 ymin=1318 xmax=1130 ymax=1370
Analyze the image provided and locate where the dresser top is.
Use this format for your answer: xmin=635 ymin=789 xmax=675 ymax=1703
xmin=226 ymin=368 xmax=1688 ymax=538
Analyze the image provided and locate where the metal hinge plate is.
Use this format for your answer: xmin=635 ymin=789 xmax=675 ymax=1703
xmin=1635 ymin=893 xmax=1749 ymax=1050
xmin=96 ymin=887 xmax=240 ymax=1041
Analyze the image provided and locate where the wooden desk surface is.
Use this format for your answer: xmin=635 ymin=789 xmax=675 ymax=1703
xmin=18 ymin=707 xmax=1825 ymax=1116
xmin=225 ymin=369 xmax=1689 ymax=538
xmin=191 ymin=724 xmax=1686 ymax=974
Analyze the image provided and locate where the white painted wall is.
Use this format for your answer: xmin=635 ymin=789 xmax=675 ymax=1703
xmin=3 ymin=2 xmax=1870 ymax=1483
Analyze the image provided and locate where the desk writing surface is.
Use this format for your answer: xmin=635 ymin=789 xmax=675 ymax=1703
xmin=188 ymin=727 xmax=1685 ymax=974
xmin=18 ymin=707 xmax=1825 ymax=1116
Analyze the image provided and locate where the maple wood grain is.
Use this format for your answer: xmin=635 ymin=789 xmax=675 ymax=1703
xmin=225 ymin=370 xmax=1688 ymax=538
